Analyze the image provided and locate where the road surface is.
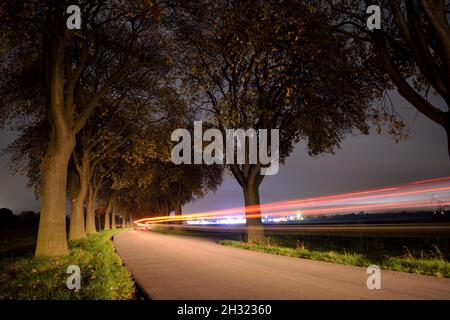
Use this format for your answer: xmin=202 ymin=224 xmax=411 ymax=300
xmin=114 ymin=230 xmax=450 ymax=299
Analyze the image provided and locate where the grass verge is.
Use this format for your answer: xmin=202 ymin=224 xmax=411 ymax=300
xmin=220 ymin=237 xmax=450 ymax=278
xmin=0 ymin=229 xmax=135 ymax=300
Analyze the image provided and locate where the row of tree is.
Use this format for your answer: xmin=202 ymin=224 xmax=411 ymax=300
xmin=1 ymin=0 xmax=449 ymax=254
xmin=0 ymin=0 xmax=223 ymax=256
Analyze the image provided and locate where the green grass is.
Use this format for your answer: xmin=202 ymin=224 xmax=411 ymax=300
xmin=220 ymin=237 xmax=450 ymax=278
xmin=0 ymin=229 xmax=135 ymax=300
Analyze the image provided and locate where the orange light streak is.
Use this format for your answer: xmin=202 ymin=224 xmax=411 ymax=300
xmin=136 ymin=201 xmax=450 ymax=225
xmin=134 ymin=176 xmax=450 ymax=226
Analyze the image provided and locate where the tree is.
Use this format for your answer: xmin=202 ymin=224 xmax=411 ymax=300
xmin=70 ymin=107 xmax=124 ymax=237
xmin=330 ymin=0 xmax=450 ymax=156
xmin=168 ymin=163 xmax=223 ymax=219
xmin=104 ymin=114 xmax=222 ymax=222
xmin=164 ymin=120 xmax=224 ymax=218
xmin=135 ymin=160 xmax=223 ymax=219
xmin=70 ymin=61 xmax=177 ymax=237
xmin=102 ymin=193 xmax=115 ymax=231
xmin=174 ymin=0 xmax=388 ymax=242
xmin=1 ymin=0 xmax=166 ymax=256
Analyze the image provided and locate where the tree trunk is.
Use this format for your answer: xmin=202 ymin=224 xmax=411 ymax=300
xmin=104 ymin=202 xmax=111 ymax=231
xmin=69 ymin=155 xmax=89 ymax=240
xmin=129 ymin=213 xmax=134 ymax=227
xmin=174 ymin=202 xmax=182 ymax=216
xmin=174 ymin=202 xmax=182 ymax=224
xmin=111 ymin=209 xmax=116 ymax=229
xmin=35 ymin=17 xmax=74 ymax=256
xmin=35 ymin=136 xmax=74 ymax=256
xmin=85 ymin=185 xmax=97 ymax=234
xmin=122 ymin=213 xmax=127 ymax=227
xmin=243 ymin=182 xmax=265 ymax=243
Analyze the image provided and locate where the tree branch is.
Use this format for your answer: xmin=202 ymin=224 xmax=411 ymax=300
xmin=73 ymin=65 xmax=129 ymax=134
xmin=373 ymin=30 xmax=447 ymax=127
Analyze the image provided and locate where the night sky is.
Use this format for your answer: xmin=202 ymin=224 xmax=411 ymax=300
xmin=1 ymin=92 xmax=449 ymax=214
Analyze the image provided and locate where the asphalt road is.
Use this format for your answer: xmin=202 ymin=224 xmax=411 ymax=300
xmin=114 ymin=230 xmax=450 ymax=300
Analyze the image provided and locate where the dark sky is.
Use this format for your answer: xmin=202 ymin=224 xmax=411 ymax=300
xmin=1 ymin=92 xmax=450 ymax=214
xmin=184 ymin=93 xmax=450 ymax=214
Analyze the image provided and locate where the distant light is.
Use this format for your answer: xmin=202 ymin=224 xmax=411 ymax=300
xmin=185 ymin=216 xmax=246 ymax=225
xmin=296 ymin=210 xmax=304 ymax=220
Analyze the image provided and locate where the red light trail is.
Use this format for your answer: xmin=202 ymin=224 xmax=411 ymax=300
xmin=134 ymin=176 xmax=450 ymax=226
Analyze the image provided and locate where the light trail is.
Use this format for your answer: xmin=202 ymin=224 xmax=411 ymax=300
xmin=136 ymin=201 xmax=450 ymax=225
xmin=410 ymin=176 xmax=450 ymax=185
xmin=134 ymin=176 xmax=450 ymax=226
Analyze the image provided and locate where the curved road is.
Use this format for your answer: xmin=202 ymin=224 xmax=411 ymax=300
xmin=114 ymin=230 xmax=450 ymax=300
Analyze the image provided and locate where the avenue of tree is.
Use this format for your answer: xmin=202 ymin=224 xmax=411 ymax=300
xmin=0 ymin=0 xmax=448 ymax=254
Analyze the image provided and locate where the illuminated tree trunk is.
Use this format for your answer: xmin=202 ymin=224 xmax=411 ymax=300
xmin=231 ymin=161 xmax=265 ymax=244
xmin=69 ymin=154 xmax=89 ymax=240
xmin=35 ymin=27 xmax=75 ymax=256
xmin=85 ymin=184 xmax=98 ymax=234
xmin=122 ymin=213 xmax=128 ymax=227
xmin=104 ymin=198 xmax=112 ymax=231
xmin=175 ymin=202 xmax=182 ymax=215
xmin=129 ymin=213 xmax=134 ymax=227
xmin=243 ymin=179 xmax=265 ymax=244
xmin=125 ymin=213 xmax=130 ymax=227
xmin=111 ymin=207 xmax=116 ymax=229
xmin=36 ymin=135 xmax=74 ymax=256
xmin=174 ymin=202 xmax=182 ymax=224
